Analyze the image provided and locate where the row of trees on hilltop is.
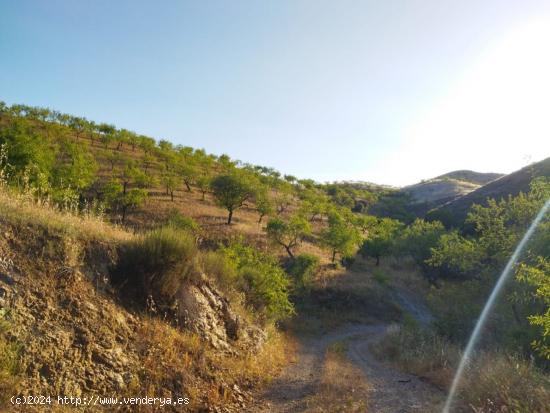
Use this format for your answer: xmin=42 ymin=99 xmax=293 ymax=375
xmin=0 ymin=101 xmax=379 ymax=234
xmin=3 ymin=100 xmax=474 ymax=271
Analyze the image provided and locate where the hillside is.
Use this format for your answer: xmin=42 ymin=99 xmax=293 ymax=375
xmin=375 ymin=170 xmax=503 ymax=222
xmin=403 ymin=170 xmax=502 ymax=205
xmin=403 ymin=178 xmax=479 ymax=205
xmin=434 ymin=170 xmax=503 ymax=185
xmin=429 ymin=157 xmax=550 ymax=226
xmin=0 ymin=189 xmax=289 ymax=412
xmin=0 ymin=102 xmax=549 ymax=412
xmin=0 ymin=102 xmax=385 ymax=411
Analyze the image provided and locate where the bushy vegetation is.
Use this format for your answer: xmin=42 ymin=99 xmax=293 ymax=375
xmin=360 ymin=217 xmax=402 ymax=265
xmin=113 ymin=227 xmax=199 ymax=306
xmin=165 ymin=209 xmax=200 ymax=235
xmin=221 ymin=241 xmax=294 ymax=322
xmin=370 ymin=177 xmax=550 ymax=410
xmin=287 ymin=253 xmax=320 ymax=292
xmin=424 ymin=178 xmax=550 ymax=359
xmin=113 ymin=228 xmax=295 ymax=323
xmin=375 ymin=322 xmax=550 ymax=412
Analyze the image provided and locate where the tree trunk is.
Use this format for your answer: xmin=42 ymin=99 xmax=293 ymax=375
xmin=201 ymin=190 xmax=206 ymax=201
xmin=121 ymin=206 xmax=127 ymax=223
xmin=184 ymin=180 xmax=192 ymax=192
xmin=170 ymin=191 xmax=174 ymax=202
xmin=284 ymin=245 xmax=294 ymax=258
xmin=227 ymin=209 xmax=233 ymax=225
xmin=258 ymin=213 xmax=265 ymax=224
xmin=332 ymin=250 xmax=337 ymax=263
xmin=376 ymin=255 xmax=380 ymax=266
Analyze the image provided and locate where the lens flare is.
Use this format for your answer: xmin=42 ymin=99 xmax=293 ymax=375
xmin=442 ymin=198 xmax=550 ymax=413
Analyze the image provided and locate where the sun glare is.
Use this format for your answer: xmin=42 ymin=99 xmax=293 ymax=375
xmin=396 ymin=17 xmax=550 ymax=183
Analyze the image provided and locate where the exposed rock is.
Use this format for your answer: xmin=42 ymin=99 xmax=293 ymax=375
xmin=0 ymin=221 xmax=267 ymax=412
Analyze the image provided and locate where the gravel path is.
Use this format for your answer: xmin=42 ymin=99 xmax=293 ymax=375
xmin=250 ymin=290 xmax=445 ymax=412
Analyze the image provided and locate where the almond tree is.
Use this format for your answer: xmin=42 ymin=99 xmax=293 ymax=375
xmin=211 ymin=172 xmax=257 ymax=224
xmin=266 ymin=215 xmax=311 ymax=258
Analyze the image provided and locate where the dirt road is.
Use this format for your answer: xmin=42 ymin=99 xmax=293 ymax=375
xmin=250 ymin=323 xmax=444 ymax=412
xmin=250 ymin=288 xmax=445 ymax=412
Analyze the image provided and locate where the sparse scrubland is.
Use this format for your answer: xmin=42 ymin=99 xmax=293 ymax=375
xmin=0 ymin=102 xmax=549 ymax=412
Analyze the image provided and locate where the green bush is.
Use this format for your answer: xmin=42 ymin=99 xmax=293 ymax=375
xmin=199 ymin=250 xmax=236 ymax=291
xmin=372 ymin=268 xmax=390 ymax=286
xmin=113 ymin=226 xmax=198 ymax=305
xmin=222 ymin=241 xmax=294 ymax=322
xmin=287 ymin=253 xmax=319 ymax=292
xmin=165 ymin=209 xmax=200 ymax=234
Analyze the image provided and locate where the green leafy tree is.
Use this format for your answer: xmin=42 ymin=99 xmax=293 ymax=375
xmin=517 ymin=258 xmax=550 ymax=360
xmin=68 ymin=116 xmax=89 ymax=140
xmin=353 ymin=214 xmax=378 ymax=235
xmin=255 ymin=187 xmax=274 ymax=223
xmin=52 ymin=137 xmax=97 ymax=194
xmin=161 ymin=169 xmax=179 ymax=201
xmin=322 ymin=212 xmax=362 ymax=263
xmin=0 ymin=118 xmax=55 ymax=188
xmin=274 ymin=182 xmax=294 ymax=215
xmin=396 ymin=219 xmax=446 ymax=267
xmin=195 ymin=174 xmax=211 ymax=201
xmin=426 ymin=231 xmax=482 ymax=281
xmin=266 ymin=215 xmax=311 ymax=258
xmin=141 ymin=153 xmax=155 ymax=173
xmin=287 ymin=253 xmax=319 ymax=292
xmin=360 ymin=218 xmax=402 ymax=266
xmin=105 ymin=161 xmax=150 ymax=222
xmin=104 ymin=180 xmax=147 ymax=223
xmin=210 ymin=173 xmax=257 ymax=224
xmin=179 ymin=162 xmax=198 ymax=192
xmin=298 ymin=190 xmax=330 ymax=222
xmin=105 ymin=150 xmax=123 ymax=171
xmin=98 ymin=123 xmax=116 ymax=149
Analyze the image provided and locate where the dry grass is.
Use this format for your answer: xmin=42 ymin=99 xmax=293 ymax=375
xmin=303 ymin=341 xmax=370 ymax=412
xmin=216 ymin=324 xmax=293 ymax=384
xmin=135 ymin=318 xmax=293 ymax=411
xmin=373 ymin=325 xmax=550 ymax=412
xmin=134 ymin=318 xmax=204 ymax=411
xmin=0 ymin=187 xmax=131 ymax=243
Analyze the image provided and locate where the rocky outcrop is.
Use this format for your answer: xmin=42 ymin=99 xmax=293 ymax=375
xmin=177 ymin=279 xmax=266 ymax=352
xmin=0 ymin=222 xmax=268 ymax=412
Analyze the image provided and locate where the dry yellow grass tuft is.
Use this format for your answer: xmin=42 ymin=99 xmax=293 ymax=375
xmin=374 ymin=325 xmax=550 ymax=412
xmin=135 ymin=318 xmax=293 ymax=411
xmin=0 ymin=187 xmax=131 ymax=243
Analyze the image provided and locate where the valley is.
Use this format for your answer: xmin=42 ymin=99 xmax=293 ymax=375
xmin=0 ymin=103 xmax=548 ymax=412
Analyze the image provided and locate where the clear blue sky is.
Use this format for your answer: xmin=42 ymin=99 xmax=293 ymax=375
xmin=2 ymin=1 xmax=550 ymax=186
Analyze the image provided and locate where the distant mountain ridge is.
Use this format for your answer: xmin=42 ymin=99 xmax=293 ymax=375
xmin=434 ymin=170 xmax=504 ymax=186
xmin=402 ymin=170 xmax=503 ymax=206
xmin=428 ymin=157 xmax=550 ymax=226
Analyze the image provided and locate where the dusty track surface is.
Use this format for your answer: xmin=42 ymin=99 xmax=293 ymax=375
xmin=250 ymin=289 xmax=445 ymax=412
xmin=250 ymin=324 xmax=444 ymax=412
